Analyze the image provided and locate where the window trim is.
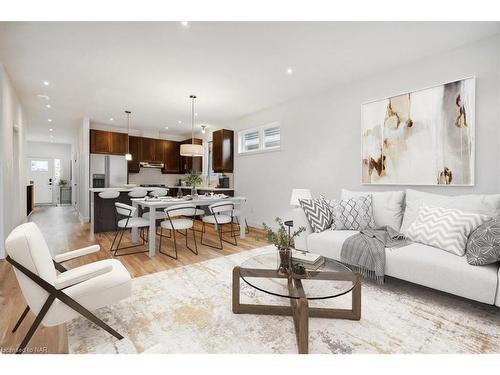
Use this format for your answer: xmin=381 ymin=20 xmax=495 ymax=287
xmin=237 ymin=122 xmax=281 ymax=155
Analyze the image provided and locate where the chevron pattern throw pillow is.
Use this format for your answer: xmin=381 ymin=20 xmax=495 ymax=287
xmin=299 ymin=198 xmax=332 ymax=233
xmin=405 ymin=205 xmax=491 ymax=256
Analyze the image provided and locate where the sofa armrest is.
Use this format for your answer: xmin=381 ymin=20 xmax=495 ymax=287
xmin=292 ymin=207 xmax=312 ymax=251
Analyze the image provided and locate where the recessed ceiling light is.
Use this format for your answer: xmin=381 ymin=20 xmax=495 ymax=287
xmin=164 ymin=126 xmax=169 ymax=130
xmin=49 ymin=128 xmax=53 ymax=132
xmin=286 ymin=67 xmax=293 ymax=75
xmin=109 ymin=117 xmax=114 ymax=121
xmin=194 ymin=112 xmax=198 ymax=117
xmin=50 ymin=135 xmax=54 ymax=138
xmin=37 ymin=94 xmax=50 ymax=100
xmin=46 ymin=104 xmax=51 ymax=108
xmin=48 ymin=119 xmax=53 ymax=122
xmin=178 ymin=120 xmax=182 ymax=124
xmin=43 ymin=81 xmax=50 ymax=86
xmin=180 ymin=21 xmax=189 ymax=27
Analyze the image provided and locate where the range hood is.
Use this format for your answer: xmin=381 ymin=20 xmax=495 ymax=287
xmin=139 ymin=161 xmax=164 ymax=169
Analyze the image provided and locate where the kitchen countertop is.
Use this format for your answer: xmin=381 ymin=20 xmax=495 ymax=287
xmin=89 ymin=187 xmax=158 ymax=192
xmin=167 ymin=185 xmax=234 ymax=191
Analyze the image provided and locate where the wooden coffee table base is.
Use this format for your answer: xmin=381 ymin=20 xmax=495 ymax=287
xmin=232 ymin=266 xmax=361 ymax=354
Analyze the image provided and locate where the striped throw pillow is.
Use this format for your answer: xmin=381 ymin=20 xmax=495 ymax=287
xmin=299 ymin=198 xmax=332 ymax=233
xmin=405 ymin=205 xmax=490 ymax=256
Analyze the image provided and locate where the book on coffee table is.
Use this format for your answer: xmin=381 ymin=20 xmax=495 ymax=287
xmin=292 ymin=250 xmax=324 ymax=270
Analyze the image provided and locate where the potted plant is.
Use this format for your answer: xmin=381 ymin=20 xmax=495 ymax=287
xmin=262 ymin=217 xmax=305 ymax=275
xmin=58 ymin=179 xmax=68 ymax=187
xmin=184 ymin=171 xmax=203 ymax=196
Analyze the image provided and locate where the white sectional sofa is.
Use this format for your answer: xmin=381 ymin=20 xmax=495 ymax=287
xmin=293 ymin=189 xmax=500 ymax=307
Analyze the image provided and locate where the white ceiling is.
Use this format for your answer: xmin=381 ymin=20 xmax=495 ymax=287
xmin=0 ymin=21 xmax=498 ymax=144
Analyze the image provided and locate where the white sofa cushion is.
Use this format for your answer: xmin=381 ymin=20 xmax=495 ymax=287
xmin=341 ymin=189 xmax=405 ymax=231
xmin=405 ymin=205 xmax=491 ymax=256
xmin=385 ymin=243 xmax=499 ymax=305
xmin=306 ymin=229 xmax=499 ymax=305
xmin=400 ymin=189 xmax=500 ymax=233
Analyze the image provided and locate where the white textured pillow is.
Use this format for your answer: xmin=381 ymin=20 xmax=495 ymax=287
xmin=400 ymin=189 xmax=500 ymax=233
xmin=341 ymin=189 xmax=405 ymax=231
xmin=405 ymin=205 xmax=491 ymax=256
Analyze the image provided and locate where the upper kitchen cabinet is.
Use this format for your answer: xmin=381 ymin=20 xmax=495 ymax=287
xmin=161 ymin=140 xmax=181 ymax=174
xmin=138 ymin=137 xmax=158 ymax=162
xmin=90 ymin=129 xmax=111 ymax=154
xmin=90 ymin=129 xmax=128 ymax=155
xmin=127 ymin=136 xmax=140 ymax=173
xmin=212 ymin=129 xmax=234 ymax=173
xmin=110 ymin=132 xmax=128 ymax=155
xmin=181 ymin=138 xmax=203 ymax=173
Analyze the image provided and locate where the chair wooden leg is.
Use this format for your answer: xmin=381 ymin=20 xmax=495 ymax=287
xmin=12 ymin=305 xmax=30 ymax=333
xmin=16 ymin=295 xmax=55 ymax=354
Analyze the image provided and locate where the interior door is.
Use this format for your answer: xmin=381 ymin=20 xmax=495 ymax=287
xmin=27 ymin=158 xmax=54 ymax=205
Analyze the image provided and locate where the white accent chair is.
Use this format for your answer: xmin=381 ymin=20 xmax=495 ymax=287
xmin=158 ymin=203 xmax=198 ymax=259
xmin=112 ymin=202 xmax=150 ymax=256
xmin=5 ymin=222 xmax=131 ymax=354
xmin=201 ymin=202 xmax=237 ymax=249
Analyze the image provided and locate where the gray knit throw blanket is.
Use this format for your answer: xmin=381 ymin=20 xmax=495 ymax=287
xmin=340 ymin=226 xmax=409 ymax=284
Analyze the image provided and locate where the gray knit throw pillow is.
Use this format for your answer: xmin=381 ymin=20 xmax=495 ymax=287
xmin=466 ymin=219 xmax=500 ymax=266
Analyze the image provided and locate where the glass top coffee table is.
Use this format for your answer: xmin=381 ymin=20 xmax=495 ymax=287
xmin=232 ymin=251 xmax=361 ymax=354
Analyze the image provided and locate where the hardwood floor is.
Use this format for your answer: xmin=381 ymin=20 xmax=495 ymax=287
xmin=0 ymin=205 xmax=267 ymax=354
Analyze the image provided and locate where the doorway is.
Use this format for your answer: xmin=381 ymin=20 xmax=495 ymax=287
xmin=27 ymin=158 xmax=54 ymax=205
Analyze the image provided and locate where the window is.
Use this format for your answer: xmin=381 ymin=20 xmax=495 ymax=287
xmin=238 ymin=123 xmax=281 ymax=155
xmin=31 ymin=160 xmax=49 ymax=172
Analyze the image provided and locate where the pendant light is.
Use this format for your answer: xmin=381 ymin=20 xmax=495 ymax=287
xmin=125 ymin=110 xmax=132 ymax=161
xmin=180 ymin=95 xmax=204 ymax=157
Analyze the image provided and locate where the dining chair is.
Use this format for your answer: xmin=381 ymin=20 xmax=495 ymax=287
xmin=201 ymin=202 xmax=238 ymax=250
xmin=158 ymin=203 xmax=198 ymax=259
xmin=111 ymin=202 xmax=150 ymax=256
xmin=142 ymin=188 xmax=169 ymax=222
xmin=5 ymin=222 xmax=131 ymax=354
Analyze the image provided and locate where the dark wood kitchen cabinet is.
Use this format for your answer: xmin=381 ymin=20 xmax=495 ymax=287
xmin=90 ymin=129 xmax=111 ymax=154
xmin=127 ymin=136 xmax=140 ymax=173
xmin=90 ymin=129 xmax=127 ymax=155
xmin=180 ymin=138 xmax=203 ymax=173
xmin=161 ymin=140 xmax=181 ymax=174
xmin=212 ymin=129 xmax=234 ymax=172
xmin=110 ymin=132 xmax=128 ymax=155
xmin=139 ymin=137 xmax=157 ymax=162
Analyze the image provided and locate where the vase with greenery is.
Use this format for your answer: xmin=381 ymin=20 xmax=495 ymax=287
xmin=262 ymin=217 xmax=305 ymax=275
xmin=58 ymin=179 xmax=68 ymax=187
xmin=184 ymin=171 xmax=203 ymax=196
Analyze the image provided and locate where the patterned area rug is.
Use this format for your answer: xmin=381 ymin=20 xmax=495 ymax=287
xmin=67 ymin=246 xmax=500 ymax=354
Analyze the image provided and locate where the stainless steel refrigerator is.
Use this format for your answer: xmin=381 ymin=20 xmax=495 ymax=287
xmin=90 ymin=154 xmax=128 ymax=188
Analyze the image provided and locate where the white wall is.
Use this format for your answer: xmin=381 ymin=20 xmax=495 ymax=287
xmin=75 ymin=118 xmax=90 ymax=221
xmin=0 ymin=65 xmax=27 ymax=258
xmin=227 ymin=35 xmax=500 ymax=228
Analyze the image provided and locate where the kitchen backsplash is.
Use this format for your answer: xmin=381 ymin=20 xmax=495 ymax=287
xmin=128 ymin=168 xmax=233 ymax=187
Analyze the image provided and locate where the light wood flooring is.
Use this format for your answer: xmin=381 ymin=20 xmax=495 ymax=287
xmin=0 ymin=205 xmax=267 ymax=354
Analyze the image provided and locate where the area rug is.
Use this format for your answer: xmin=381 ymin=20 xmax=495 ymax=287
xmin=67 ymin=246 xmax=500 ymax=354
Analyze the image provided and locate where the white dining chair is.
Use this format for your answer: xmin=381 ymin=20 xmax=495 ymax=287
xmin=142 ymin=188 xmax=169 ymax=222
xmin=201 ymin=202 xmax=237 ymax=250
xmin=112 ymin=202 xmax=150 ymax=256
xmin=158 ymin=203 xmax=198 ymax=259
xmin=5 ymin=222 xmax=131 ymax=354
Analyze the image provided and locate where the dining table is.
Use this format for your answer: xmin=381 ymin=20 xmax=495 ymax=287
xmin=130 ymin=195 xmax=248 ymax=257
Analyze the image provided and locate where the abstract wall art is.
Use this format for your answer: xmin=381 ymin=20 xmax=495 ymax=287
xmin=361 ymin=77 xmax=475 ymax=185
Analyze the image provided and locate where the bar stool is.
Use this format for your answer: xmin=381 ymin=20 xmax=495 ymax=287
xmin=158 ymin=203 xmax=198 ymax=259
xmin=128 ymin=188 xmax=148 ymax=240
xmin=201 ymin=202 xmax=237 ymax=250
xmin=98 ymin=190 xmax=120 ymax=245
xmin=111 ymin=202 xmax=150 ymax=257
